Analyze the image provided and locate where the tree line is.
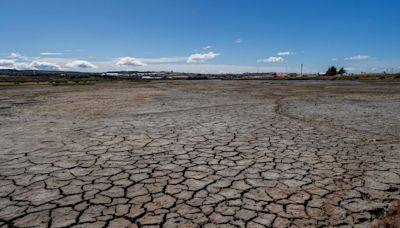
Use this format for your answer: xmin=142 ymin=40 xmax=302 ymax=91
xmin=325 ymin=66 xmax=346 ymax=76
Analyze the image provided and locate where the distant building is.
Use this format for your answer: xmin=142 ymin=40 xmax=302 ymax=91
xmin=275 ymin=73 xmax=288 ymax=78
xmin=167 ymin=75 xmax=189 ymax=79
xmin=141 ymin=76 xmax=162 ymax=79
xmin=102 ymin=72 xmax=119 ymax=77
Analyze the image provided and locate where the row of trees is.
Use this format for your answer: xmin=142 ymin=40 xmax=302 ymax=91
xmin=326 ymin=66 xmax=346 ymax=76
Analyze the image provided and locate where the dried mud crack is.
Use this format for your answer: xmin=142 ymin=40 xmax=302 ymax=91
xmin=0 ymin=80 xmax=399 ymax=227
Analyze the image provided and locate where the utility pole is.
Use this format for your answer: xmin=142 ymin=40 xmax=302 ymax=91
xmin=300 ymin=64 xmax=303 ymax=77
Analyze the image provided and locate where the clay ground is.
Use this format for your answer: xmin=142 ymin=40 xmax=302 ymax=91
xmin=0 ymin=80 xmax=399 ymax=227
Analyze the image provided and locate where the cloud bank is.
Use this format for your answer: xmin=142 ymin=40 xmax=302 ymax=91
xmin=138 ymin=57 xmax=187 ymax=64
xmin=40 ymin=52 xmax=63 ymax=56
xmin=187 ymin=52 xmax=220 ymax=63
xmin=277 ymin=51 xmax=295 ymax=56
xmin=0 ymin=59 xmax=61 ymax=70
xmin=66 ymin=60 xmax=97 ymax=69
xmin=0 ymin=59 xmax=16 ymax=68
xmin=345 ymin=55 xmax=370 ymax=61
xmin=8 ymin=52 xmax=30 ymax=60
xmin=116 ymin=57 xmax=147 ymax=67
xmin=258 ymin=56 xmax=284 ymax=63
xmin=29 ymin=61 xmax=61 ymax=71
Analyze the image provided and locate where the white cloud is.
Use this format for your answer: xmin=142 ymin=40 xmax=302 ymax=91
xmin=29 ymin=61 xmax=61 ymax=71
xmin=277 ymin=51 xmax=295 ymax=56
xmin=138 ymin=56 xmax=187 ymax=64
xmin=187 ymin=52 xmax=220 ymax=63
xmin=116 ymin=57 xmax=147 ymax=67
xmin=257 ymin=56 xmax=284 ymax=63
xmin=0 ymin=59 xmax=29 ymax=69
xmin=345 ymin=55 xmax=370 ymax=61
xmin=8 ymin=52 xmax=29 ymax=60
xmin=16 ymin=62 xmax=30 ymax=69
xmin=40 ymin=52 xmax=63 ymax=56
xmin=9 ymin=52 xmax=22 ymax=58
xmin=66 ymin=60 xmax=97 ymax=69
xmin=0 ymin=59 xmax=16 ymax=68
xmin=235 ymin=38 xmax=243 ymax=44
xmin=202 ymin=45 xmax=212 ymax=50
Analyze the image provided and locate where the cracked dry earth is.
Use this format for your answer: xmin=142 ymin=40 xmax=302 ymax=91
xmin=0 ymin=80 xmax=400 ymax=228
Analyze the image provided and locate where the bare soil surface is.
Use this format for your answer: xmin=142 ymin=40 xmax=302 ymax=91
xmin=0 ymin=80 xmax=399 ymax=227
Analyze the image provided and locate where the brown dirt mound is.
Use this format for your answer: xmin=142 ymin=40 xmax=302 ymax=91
xmin=371 ymin=204 xmax=400 ymax=228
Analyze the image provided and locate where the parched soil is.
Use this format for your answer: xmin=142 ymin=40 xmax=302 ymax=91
xmin=0 ymin=80 xmax=399 ymax=227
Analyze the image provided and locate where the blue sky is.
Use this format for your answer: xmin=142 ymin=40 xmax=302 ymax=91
xmin=1 ymin=0 xmax=400 ymax=73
